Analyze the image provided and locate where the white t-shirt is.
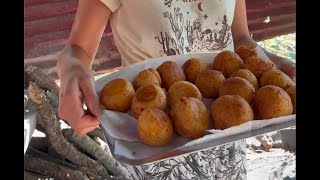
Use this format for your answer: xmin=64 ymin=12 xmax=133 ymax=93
xmin=100 ymin=0 xmax=236 ymax=66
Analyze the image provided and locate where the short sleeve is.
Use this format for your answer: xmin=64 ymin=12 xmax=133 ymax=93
xmin=99 ymin=0 xmax=120 ymax=12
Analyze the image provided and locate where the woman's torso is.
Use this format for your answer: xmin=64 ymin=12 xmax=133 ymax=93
xmin=110 ymin=0 xmax=236 ymax=66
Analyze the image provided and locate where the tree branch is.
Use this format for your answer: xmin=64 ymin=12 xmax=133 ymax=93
xmin=27 ymin=81 xmax=109 ymax=178
xmin=63 ymin=128 xmax=130 ymax=179
xmin=26 ymin=146 xmax=102 ymax=180
xmin=24 ymin=65 xmax=59 ymax=97
xmin=24 ymin=154 xmax=89 ymax=180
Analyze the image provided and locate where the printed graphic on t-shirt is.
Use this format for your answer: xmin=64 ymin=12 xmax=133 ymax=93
xmin=155 ymin=0 xmax=232 ymax=56
xmin=185 ymin=14 xmax=231 ymax=52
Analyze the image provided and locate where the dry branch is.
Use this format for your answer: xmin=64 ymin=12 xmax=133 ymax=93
xmin=27 ymin=146 xmax=102 ymax=180
xmin=29 ymin=137 xmax=48 ymax=153
xmin=93 ymin=137 xmax=110 ymax=153
xmin=24 ymin=65 xmax=59 ymax=97
xmin=63 ymin=129 xmax=130 ymax=179
xmin=87 ymin=128 xmax=107 ymax=142
xmin=48 ymin=142 xmax=65 ymax=161
xmin=27 ymin=81 xmax=110 ymax=178
xmin=87 ymin=128 xmax=112 ymax=154
xmin=24 ymin=170 xmax=51 ymax=180
xmin=24 ymin=154 xmax=89 ymax=180
xmin=27 ymin=146 xmax=78 ymax=170
xmin=46 ymin=91 xmax=59 ymax=108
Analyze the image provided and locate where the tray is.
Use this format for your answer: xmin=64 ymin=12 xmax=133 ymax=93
xmin=95 ymin=52 xmax=296 ymax=165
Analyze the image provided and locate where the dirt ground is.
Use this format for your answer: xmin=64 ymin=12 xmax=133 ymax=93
xmin=246 ymin=145 xmax=296 ymax=180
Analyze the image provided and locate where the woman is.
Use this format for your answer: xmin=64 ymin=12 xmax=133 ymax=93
xmin=57 ymin=0 xmax=296 ymax=179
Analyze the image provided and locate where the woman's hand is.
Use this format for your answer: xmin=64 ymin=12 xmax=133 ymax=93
xmin=279 ymin=60 xmax=296 ymax=82
xmin=259 ymin=47 xmax=296 ymax=82
xmin=57 ymin=47 xmax=102 ymax=135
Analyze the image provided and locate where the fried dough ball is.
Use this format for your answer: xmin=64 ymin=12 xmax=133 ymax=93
xmin=286 ymin=85 xmax=296 ymax=114
xmin=253 ymin=85 xmax=293 ymax=119
xmin=211 ymin=95 xmax=253 ymax=130
xmin=260 ymin=69 xmax=295 ymax=90
xmin=156 ymin=61 xmax=186 ymax=90
xmin=131 ymin=84 xmax=167 ymax=119
xmin=244 ymin=57 xmax=276 ymax=79
xmin=99 ymin=78 xmax=135 ymax=112
xmin=195 ymin=70 xmax=226 ymax=98
xmin=168 ymin=81 xmax=202 ymax=108
xmin=133 ymin=68 xmax=161 ymax=90
xmin=235 ymin=45 xmax=259 ymax=62
xmin=170 ymin=97 xmax=210 ymax=139
xmin=230 ymin=69 xmax=259 ymax=91
xmin=137 ymin=108 xmax=174 ymax=146
xmin=212 ymin=50 xmax=244 ymax=78
xmin=182 ymin=58 xmax=208 ymax=83
xmin=219 ymin=77 xmax=255 ymax=104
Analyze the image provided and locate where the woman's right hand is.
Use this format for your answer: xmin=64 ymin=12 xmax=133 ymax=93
xmin=57 ymin=47 xmax=102 ymax=135
xmin=55 ymin=0 xmax=112 ymax=134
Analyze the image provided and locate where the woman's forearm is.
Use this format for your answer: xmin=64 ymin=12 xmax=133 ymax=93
xmin=57 ymin=0 xmax=111 ymax=71
xmin=263 ymin=50 xmax=295 ymax=67
xmin=57 ymin=45 xmax=94 ymax=71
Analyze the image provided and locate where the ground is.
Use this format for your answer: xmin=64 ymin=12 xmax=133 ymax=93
xmin=246 ymin=127 xmax=296 ymax=180
xmin=247 ymin=147 xmax=296 ymax=180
